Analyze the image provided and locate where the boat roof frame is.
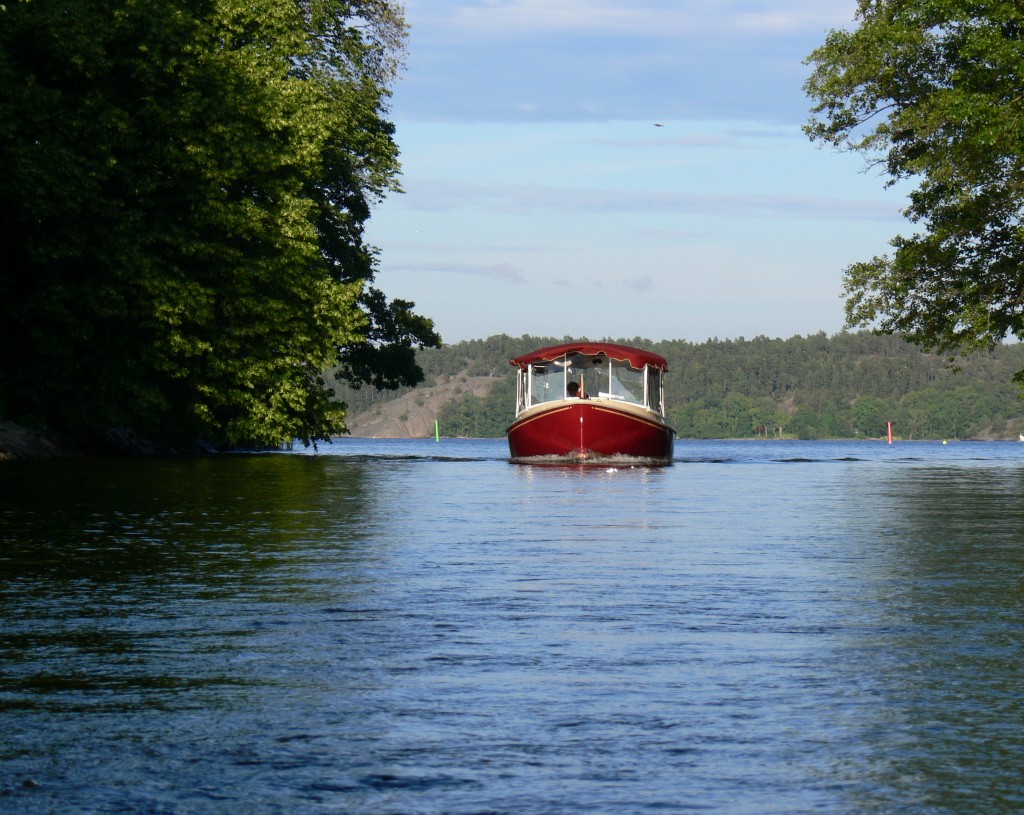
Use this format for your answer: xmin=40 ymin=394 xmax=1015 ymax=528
xmin=510 ymin=342 xmax=668 ymax=371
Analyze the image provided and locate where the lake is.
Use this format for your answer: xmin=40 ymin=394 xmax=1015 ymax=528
xmin=2 ymin=438 xmax=1023 ymax=814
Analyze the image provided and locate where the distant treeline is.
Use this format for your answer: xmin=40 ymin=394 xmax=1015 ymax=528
xmin=334 ymin=333 xmax=1024 ymax=440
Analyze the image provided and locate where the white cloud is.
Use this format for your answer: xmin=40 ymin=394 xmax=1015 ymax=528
xmin=398 ymin=178 xmax=903 ymax=221
xmin=391 ymin=260 xmax=529 ymax=283
xmin=445 ymin=0 xmax=695 ymax=37
xmin=733 ymin=3 xmax=857 ymax=33
xmin=634 ymin=227 xmax=714 ymax=241
xmin=395 ymin=2 xmax=862 ymax=124
xmin=420 ymin=0 xmax=857 ymax=39
xmin=589 ymin=131 xmax=767 ymax=150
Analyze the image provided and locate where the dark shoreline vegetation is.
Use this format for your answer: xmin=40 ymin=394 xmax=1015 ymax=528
xmin=0 ymin=1 xmax=439 ymax=455
xmin=336 ymin=332 xmax=1024 ymax=442
xmin=0 ymin=421 xmax=288 ymax=460
xmin=6 ymin=331 xmax=1023 ymax=460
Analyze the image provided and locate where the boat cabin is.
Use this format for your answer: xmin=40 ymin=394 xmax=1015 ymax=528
xmin=511 ymin=343 xmax=667 ymax=418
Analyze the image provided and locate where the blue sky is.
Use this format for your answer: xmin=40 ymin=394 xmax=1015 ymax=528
xmin=366 ymin=0 xmax=907 ymax=344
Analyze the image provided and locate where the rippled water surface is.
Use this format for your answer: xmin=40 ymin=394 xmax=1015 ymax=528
xmin=2 ymin=439 xmax=1024 ymax=814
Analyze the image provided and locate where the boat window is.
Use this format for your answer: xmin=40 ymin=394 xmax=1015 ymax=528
xmin=529 ymin=363 xmax=564 ymax=405
xmin=516 ymin=368 xmax=528 ymax=414
xmin=605 ymin=360 xmax=644 ymax=405
xmin=566 ymin=357 xmax=586 ymax=397
xmin=581 ymin=358 xmax=609 ymax=398
xmin=647 ymin=367 xmax=663 ymax=413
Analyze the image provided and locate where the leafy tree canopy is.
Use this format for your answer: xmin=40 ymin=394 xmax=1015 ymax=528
xmin=0 ymin=0 xmax=438 ymax=448
xmin=804 ymin=1 xmax=1024 ymax=377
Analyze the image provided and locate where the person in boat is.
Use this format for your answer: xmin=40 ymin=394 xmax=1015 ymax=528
xmin=566 ymin=381 xmax=586 ymax=398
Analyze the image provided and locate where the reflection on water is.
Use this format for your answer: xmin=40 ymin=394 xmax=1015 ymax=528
xmin=829 ymin=465 xmax=1024 ymax=813
xmin=1 ymin=455 xmax=374 ymax=581
xmin=1 ymin=440 xmax=1023 ymax=814
xmin=1 ymin=456 xmax=378 ymax=710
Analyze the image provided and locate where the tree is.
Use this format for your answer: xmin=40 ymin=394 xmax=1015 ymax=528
xmin=804 ymin=1 xmax=1024 ymax=379
xmin=0 ymin=0 xmax=438 ymax=447
xmin=852 ymin=396 xmax=891 ymax=437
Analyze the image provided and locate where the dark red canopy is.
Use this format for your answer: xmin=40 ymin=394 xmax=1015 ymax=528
xmin=510 ymin=342 xmax=668 ymax=370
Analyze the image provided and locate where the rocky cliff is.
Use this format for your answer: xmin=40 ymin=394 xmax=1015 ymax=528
xmin=343 ymin=373 xmax=500 ymax=438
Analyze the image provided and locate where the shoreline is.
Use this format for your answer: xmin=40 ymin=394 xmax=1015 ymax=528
xmin=0 ymin=422 xmax=178 ymax=461
xmin=2 ymin=421 xmax=1013 ymax=461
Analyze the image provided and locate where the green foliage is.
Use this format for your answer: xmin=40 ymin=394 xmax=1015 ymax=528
xmin=804 ymin=1 xmax=1024 ymax=371
xmin=334 ymin=288 xmax=441 ymax=391
xmin=437 ymin=377 xmax=517 ymax=438
xmin=0 ymin=0 xmax=437 ymax=448
xmin=364 ymin=332 xmax=1024 ymax=440
xmin=333 ymin=333 xmax=556 ymax=415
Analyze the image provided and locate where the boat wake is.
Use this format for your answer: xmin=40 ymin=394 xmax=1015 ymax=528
xmin=510 ymin=452 xmax=672 ymax=468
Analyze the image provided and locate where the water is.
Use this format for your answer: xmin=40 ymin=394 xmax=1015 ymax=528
xmin=2 ymin=439 xmax=1023 ymax=814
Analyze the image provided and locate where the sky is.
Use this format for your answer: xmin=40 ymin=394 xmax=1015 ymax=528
xmin=365 ymin=0 xmax=908 ymax=345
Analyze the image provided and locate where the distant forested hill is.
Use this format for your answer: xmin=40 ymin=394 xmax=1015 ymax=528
xmin=333 ymin=333 xmax=1024 ymax=440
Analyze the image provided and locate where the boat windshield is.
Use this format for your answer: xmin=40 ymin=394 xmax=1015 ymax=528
xmin=517 ymin=353 xmax=665 ymax=415
xmin=527 ymin=363 xmax=564 ymax=406
xmin=605 ymin=360 xmax=644 ymax=404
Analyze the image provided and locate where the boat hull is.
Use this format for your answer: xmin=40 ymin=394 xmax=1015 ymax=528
xmin=507 ymin=401 xmax=675 ymax=463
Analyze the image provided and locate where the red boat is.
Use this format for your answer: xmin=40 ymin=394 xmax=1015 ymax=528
xmin=506 ymin=342 xmax=675 ymax=464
